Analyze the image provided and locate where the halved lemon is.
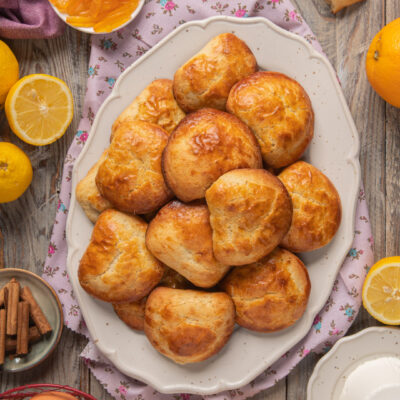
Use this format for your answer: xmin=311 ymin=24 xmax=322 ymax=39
xmin=362 ymin=257 xmax=400 ymax=325
xmin=5 ymin=74 xmax=73 ymax=146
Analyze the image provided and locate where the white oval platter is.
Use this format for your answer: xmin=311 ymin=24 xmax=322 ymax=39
xmin=66 ymin=16 xmax=361 ymax=395
xmin=307 ymin=327 xmax=400 ymax=400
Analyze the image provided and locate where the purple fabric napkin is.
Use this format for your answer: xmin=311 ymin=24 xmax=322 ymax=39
xmin=0 ymin=0 xmax=64 ymax=39
xmin=42 ymin=1 xmax=374 ymax=399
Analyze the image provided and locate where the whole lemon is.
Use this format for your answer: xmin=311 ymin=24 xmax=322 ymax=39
xmin=0 ymin=40 xmax=19 ymax=106
xmin=366 ymin=18 xmax=400 ymax=108
xmin=0 ymin=142 xmax=33 ymax=203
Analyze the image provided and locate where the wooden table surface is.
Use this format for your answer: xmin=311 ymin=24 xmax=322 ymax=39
xmin=0 ymin=1 xmax=398 ymax=398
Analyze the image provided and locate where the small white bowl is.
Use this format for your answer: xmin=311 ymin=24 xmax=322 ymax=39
xmin=307 ymin=327 xmax=400 ymax=400
xmin=48 ymin=0 xmax=145 ymax=35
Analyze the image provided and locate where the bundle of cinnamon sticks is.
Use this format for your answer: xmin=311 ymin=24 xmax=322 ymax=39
xmin=0 ymin=278 xmax=52 ymax=366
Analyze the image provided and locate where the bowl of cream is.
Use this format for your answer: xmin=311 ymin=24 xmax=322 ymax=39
xmin=307 ymin=327 xmax=400 ymax=400
xmin=335 ymin=355 xmax=400 ymax=400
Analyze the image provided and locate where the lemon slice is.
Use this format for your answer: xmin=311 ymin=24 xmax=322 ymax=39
xmin=362 ymin=257 xmax=400 ymax=325
xmin=5 ymin=74 xmax=73 ymax=146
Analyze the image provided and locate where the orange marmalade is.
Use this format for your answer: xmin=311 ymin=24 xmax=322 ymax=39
xmin=50 ymin=0 xmax=140 ymax=33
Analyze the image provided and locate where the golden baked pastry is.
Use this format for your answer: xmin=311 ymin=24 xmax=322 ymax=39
xmin=111 ymin=79 xmax=185 ymax=137
xmin=162 ymin=108 xmax=262 ymax=202
xmin=113 ymin=267 xmax=192 ymax=331
xmin=144 ymin=287 xmax=235 ymax=364
xmin=78 ymin=209 xmax=164 ymax=303
xmin=205 ymin=168 xmax=292 ymax=266
xmin=146 ymin=200 xmax=230 ymax=288
xmin=113 ymin=297 xmax=147 ymax=331
xmin=96 ymin=120 xmax=173 ymax=214
xmin=173 ymin=33 xmax=257 ymax=112
xmin=227 ymin=71 xmax=314 ymax=168
xmin=221 ymin=248 xmax=311 ymax=332
xmin=278 ymin=161 xmax=341 ymax=252
xmin=76 ymin=150 xmax=112 ymax=223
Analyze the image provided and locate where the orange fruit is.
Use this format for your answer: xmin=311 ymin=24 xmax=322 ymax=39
xmin=0 ymin=142 xmax=33 ymax=203
xmin=30 ymin=392 xmax=78 ymax=400
xmin=366 ymin=18 xmax=400 ymax=108
xmin=362 ymin=256 xmax=400 ymax=325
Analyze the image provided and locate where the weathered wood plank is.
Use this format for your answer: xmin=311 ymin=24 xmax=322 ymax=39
xmin=0 ymin=328 xmax=87 ymax=391
xmin=283 ymin=0 xmax=384 ymax=399
xmin=385 ymin=0 xmax=400 ymax=263
xmin=285 ymin=354 xmax=319 ymax=400
xmin=250 ymin=379 xmax=286 ymax=400
xmin=0 ymin=25 xmax=90 ymax=392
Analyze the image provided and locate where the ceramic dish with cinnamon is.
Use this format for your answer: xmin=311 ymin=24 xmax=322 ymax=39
xmin=0 ymin=268 xmax=63 ymax=372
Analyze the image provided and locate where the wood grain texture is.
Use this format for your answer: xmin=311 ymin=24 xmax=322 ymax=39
xmin=0 ymin=1 xmax=398 ymax=398
xmin=0 ymin=25 xmax=90 ymax=393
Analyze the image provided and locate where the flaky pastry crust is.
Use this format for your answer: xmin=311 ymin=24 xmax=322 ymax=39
xmin=206 ymin=169 xmax=293 ymax=265
xmin=278 ymin=161 xmax=341 ymax=252
xmin=76 ymin=150 xmax=112 ymax=223
xmin=144 ymin=288 xmax=235 ymax=364
xmin=111 ymin=79 xmax=185 ymax=137
xmin=227 ymin=71 xmax=314 ymax=168
xmin=146 ymin=200 xmax=230 ymax=288
xmin=162 ymin=108 xmax=262 ymax=202
xmin=96 ymin=120 xmax=173 ymax=214
xmin=78 ymin=210 xmax=163 ymax=303
xmin=173 ymin=33 xmax=257 ymax=112
xmin=221 ymin=247 xmax=311 ymax=332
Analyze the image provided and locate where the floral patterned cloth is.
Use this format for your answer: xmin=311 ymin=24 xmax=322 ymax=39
xmin=43 ymin=1 xmax=374 ymax=399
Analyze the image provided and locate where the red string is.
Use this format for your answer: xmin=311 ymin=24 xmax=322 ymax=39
xmin=0 ymin=384 xmax=97 ymax=399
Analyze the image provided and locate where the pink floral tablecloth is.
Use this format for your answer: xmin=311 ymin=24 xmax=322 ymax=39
xmin=43 ymin=1 xmax=374 ymax=399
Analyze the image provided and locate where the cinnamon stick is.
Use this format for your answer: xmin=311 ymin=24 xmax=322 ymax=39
xmin=0 ymin=309 xmax=6 ymax=365
xmin=5 ymin=326 xmax=41 ymax=353
xmin=0 ymin=279 xmax=16 ymax=308
xmin=20 ymin=286 xmax=52 ymax=335
xmin=0 ymin=287 xmax=4 ymax=308
xmin=2 ymin=287 xmax=7 ymax=310
xmin=16 ymin=301 xmax=29 ymax=356
xmin=6 ymin=281 xmax=20 ymax=335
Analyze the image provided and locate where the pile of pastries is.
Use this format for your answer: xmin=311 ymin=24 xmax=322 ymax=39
xmin=76 ymin=33 xmax=341 ymax=365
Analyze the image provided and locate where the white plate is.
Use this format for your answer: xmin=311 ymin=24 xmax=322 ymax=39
xmin=307 ymin=327 xmax=400 ymax=400
xmin=48 ymin=0 xmax=145 ymax=35
xmin=66 ymin=16 xmax=360 ymax=395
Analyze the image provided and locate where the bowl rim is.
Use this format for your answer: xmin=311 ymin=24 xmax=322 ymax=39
xmin=0 ymin=268 xmax=64 ymax=373
xmin=48 ymin=0 xmax=146 ymax=35
xmin=306 ymin=326 xmax=400 ymax=400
